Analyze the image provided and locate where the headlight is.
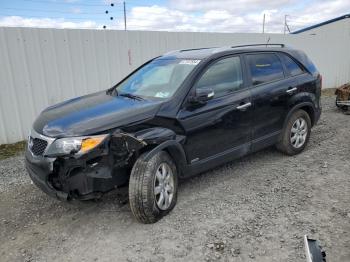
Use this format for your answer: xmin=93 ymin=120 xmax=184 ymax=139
xmin=45 ymin=134 xmax=109 ymax=156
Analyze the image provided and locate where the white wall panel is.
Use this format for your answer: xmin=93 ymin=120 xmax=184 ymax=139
xmin=0 ymin=25 xmax=349 ymax=144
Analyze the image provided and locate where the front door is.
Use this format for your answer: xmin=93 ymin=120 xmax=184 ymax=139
xmin=177 ymin=55 xmax=252 ymax=164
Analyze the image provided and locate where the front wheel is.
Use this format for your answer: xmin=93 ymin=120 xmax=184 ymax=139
xmin=276 ymin=109 xmax=311 ymax=155
xmin=128 ymin=151 xmax=178 ymax=224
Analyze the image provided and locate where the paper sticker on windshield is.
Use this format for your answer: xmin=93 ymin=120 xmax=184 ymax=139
xmin=155 ymin=92 xmax=170 ymax=98
xmin=179 ymin=59 xmax=201 ymax=65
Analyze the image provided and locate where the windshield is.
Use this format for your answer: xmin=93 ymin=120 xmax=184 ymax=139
xmin=115 ymin=58 xmax=200 ymax=99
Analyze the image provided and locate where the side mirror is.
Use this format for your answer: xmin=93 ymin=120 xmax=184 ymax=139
xmin=189 ymin=88 xmax=215 ymax=105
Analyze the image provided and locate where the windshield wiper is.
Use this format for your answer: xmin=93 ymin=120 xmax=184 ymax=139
xmin=119 ymin=92 xmax=145 ymax=101
xmin=106 ymin=86 xmax=118 ymax=96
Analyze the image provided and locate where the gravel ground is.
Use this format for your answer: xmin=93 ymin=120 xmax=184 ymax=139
xmin=0 ymin=96 xmax=349 ymax=262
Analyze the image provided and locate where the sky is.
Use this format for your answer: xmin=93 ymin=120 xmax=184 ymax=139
xmin=0 ymin=0 xmax=349 ymax=33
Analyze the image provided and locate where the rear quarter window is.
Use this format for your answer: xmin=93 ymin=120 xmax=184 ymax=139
xmin=246 ymin=53 xmax=284 ymax=85
xmin=280 ymin=53 xmax=304 ymax=76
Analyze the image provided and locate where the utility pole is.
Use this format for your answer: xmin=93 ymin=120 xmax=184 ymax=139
xmin=262 ymin=13 xmax=266 ymax=33
xmin=123 ymin=1 xmax=127 ymax=31
xmin=284 ymin=15 xmax=291 ymax=34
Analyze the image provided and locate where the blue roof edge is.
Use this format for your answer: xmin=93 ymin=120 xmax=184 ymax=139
xmin=291 ymin=13 xmax=350 ymax=34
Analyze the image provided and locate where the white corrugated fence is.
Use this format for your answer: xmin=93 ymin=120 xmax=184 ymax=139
xmin=1 ymin=23 xmax=349 ymax=144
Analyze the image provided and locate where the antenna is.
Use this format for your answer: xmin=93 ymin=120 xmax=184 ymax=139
xmin=266 ymin=37 xmax=271 ymax=47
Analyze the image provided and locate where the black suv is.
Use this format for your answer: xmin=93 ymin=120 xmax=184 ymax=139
xmin=26 ymin=44 xmax=321 ymax=223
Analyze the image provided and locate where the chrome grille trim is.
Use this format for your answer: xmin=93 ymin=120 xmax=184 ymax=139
xmin=28 ymin=129 xmax=56 ymax=157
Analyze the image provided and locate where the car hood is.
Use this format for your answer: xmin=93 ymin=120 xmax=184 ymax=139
xmin=33 ymin=91 xmax=163 ymax=138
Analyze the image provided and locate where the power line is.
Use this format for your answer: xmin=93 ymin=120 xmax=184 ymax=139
xmin=1 ymin=7 xmax=124 ymax=15
xmin=22 ymin=0 xmax=111 ymax=7
xmin=0 ymin=14 xmax=110 ymax=21
xmin=21 ymin=0 xmax=138 ymax=9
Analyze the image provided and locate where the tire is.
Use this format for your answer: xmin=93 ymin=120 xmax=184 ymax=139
xmin=128 ymin=150 xmax=178 ymax=224
xmin=276 ymin=109 xmax=311 ymax=155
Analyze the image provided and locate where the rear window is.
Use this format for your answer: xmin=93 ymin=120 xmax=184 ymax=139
xmin=280 ymin=53 xmax=304 ymax=76
xmin=246 ymin=53 xmax=284 ymax=85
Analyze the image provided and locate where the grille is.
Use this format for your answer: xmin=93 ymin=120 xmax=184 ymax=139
xmin=30 ymin=137 xmax=48 ymax=156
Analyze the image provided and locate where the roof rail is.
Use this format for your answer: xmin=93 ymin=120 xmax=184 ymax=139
xmin=163 ymin=47 xmax=217 ymax=56
xmin=231 ymin=43 xmax=285 ymax=48
xmin=179 ymin=47 xmax=217 ymax=52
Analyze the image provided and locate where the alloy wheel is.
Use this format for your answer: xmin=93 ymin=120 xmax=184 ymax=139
xmin=290 ymin=117 xmax=308 ymax=148
xmin=154 ymin=163 xmax=174 ymax=210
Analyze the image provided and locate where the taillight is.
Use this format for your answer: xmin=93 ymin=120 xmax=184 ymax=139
xmin=319 ymin=74 xmax=323 ymax=89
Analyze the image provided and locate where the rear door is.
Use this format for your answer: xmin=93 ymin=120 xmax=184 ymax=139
xmin=244 ymin=52 xmax=296 ymax=150
xmin=279 ymin=52 xmax=314 ymax=96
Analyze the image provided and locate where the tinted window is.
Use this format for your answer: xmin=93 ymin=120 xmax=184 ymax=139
xmin=246 ymin=54 xmax=284 ymax=85
xmin=281 ymin=54 xmax=304 ymax=76
xmin=196 ymin=56 xmax=243 ymax=97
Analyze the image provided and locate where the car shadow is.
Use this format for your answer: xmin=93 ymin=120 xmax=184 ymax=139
xmin=64 ymin=146 xmax=280 ymax=213
xmin=24 ymin=145 xmax=293 ymax=224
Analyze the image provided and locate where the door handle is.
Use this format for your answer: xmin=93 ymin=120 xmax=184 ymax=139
xmin=236 ymin=102 xmax=252 ymax=110
xmin=286 ymin=87 xmax=297 ymax=94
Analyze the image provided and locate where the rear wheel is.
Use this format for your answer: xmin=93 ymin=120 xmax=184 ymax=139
xmin=128 ymin=151 xmax=178 ymax=223
xmin=276 ymin=109 xmax=311 ymax=155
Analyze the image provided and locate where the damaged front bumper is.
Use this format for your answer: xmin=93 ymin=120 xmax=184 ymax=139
xmin=25 ymin=150 xmax=68 ymax=200
xmin=25 ymin=127 xmax=181 ymax=200
xmin=25 ymin=141 xmax=128 ymax=201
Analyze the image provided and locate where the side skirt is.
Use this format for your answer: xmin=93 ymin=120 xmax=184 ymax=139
xmin=251 ymin=130 xmax=281 ymax=153
xmin=181 ymin=130 xmax=281 ymax=178
xmin=183 ymin=142 xmax=251 ymax=178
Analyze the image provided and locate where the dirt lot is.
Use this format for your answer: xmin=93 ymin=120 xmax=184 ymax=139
xmin=0 ymin=96 xmax=349 ymax=262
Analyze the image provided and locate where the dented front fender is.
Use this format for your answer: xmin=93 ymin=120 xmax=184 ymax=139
xmin=110 ymin=127 xmax=187 ymax=176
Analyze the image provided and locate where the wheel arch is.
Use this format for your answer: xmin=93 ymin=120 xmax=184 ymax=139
xmin=284 ymin=102 xmax=316 ymax=129
xmin=299 ymin=104 xmax=316 ymax=126
xmin=111 ymin=127 xmax=187 ymax=175
xmin=143 ymin=140 xmax=188 ymax=177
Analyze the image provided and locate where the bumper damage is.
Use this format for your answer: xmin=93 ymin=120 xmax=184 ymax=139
xmin=25 ymin=131 xmax=149 ymax=200
xmin=26 ymin=127 xmax=178 ymax=200
xmin=26 ymin=153 xmax=68 ymax=200
xmin=25 ymin=149 xmax=128 ymax=201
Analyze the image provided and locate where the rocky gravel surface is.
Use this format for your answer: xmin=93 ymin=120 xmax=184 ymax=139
xmin=0 ymin=96 xmax=349 ymax=262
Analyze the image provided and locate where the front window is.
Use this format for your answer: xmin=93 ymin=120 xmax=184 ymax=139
xmin=116 ymin=58 xmax=200 ymax=99
xmin=195 ymin=56 xmax=243 ymax=97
